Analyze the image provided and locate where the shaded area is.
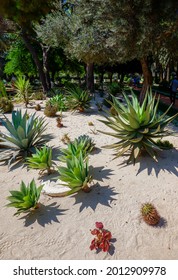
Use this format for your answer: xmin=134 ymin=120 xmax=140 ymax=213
xmin=72 ymin=183 xmax=118 ymax=212
xmin=136 ymin=149 xmax=178 ymax=177
xmin=90 ymin=165 xmax=114 ymax=181
xmin=18 ymin=202 xmax=67 ymax=227
xmin=117 ymin=148 xmax=178 ymax=177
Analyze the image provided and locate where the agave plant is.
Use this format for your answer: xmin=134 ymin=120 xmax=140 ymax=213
xmin=99 ymin=90 xmax=178 ymax=163
xmin=14 ymin=76 xmax=31 ymax=107
xmin=26 ymin=146 xmax=54 ymax=175
xmin=6 ymin=179 xmax=43 ymax=216
xmin=59 ymin=135 xmax=95 ymax=162
xmin=66 ymin=85 xmax=92 ymax=112
xmin=58 ymin=152 xmax=92 ymax=195
xmin=49 ymin=94 xmax=68 ymax=111
xmin=0 ymin=110 xmax=47 ymax=165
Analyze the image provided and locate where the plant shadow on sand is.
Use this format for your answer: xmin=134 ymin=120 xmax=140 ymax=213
xmin=117 ymin=148 xmax=178 ymax=177
xmin=18 ymin=202 xmax=67 ymax=227
xmin=71 ymin=183 xmax=118 ymax=212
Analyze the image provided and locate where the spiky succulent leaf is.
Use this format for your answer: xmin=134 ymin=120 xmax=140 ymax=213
xmin=99 ymin=90 xmax=178 ymax=163
xmin=6 ymin=179 xmax=43 ymax=215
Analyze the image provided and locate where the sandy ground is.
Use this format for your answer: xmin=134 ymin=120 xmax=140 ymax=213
xmin=0 ymin=94 xmax=178 ymax=260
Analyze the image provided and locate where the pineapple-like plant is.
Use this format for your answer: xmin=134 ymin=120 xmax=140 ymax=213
xmin=66 ymin=85 xmax=92 ymax=112
xmin=6 ymin=179 xmax=43 ymax=216
xmin=141 ymin=203 xmax=160 ymax=226
xmin=34 ymin=104 xmax=41 ymax=111
xmin=58 ymin=152 xmax=92 ymax=196
xmin=0 ymin=110 xmax=47 ymax=165
xmin=14 ymin=75 xmax=31 ymax=107
xmin=44 ymin=102 xmax=58 ymax=117
xmin=26 ymin=146 xmax=54 ymax=175
xmin=59 ymin=135 xmax=95 ymax=162
xmin=99 ymin=90 xmax=178 ymax=163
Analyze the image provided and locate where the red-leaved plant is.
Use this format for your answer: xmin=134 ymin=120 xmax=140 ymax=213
xmin=90 ymin=222 xmax=112 ymax=252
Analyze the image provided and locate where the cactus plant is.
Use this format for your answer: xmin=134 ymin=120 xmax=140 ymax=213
xmin=141 ymin=203 xmax=160 ymax=226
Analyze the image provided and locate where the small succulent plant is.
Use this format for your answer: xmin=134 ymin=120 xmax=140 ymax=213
xmin=6 ymin=179 xmax=43 ymax=216
xmin=26 ymin=146 xmax=54 ymax=175
xmin=56 ymin=116 xmax=63 ymax=127
xmin=61 ymin=133 xmax=71 ymax=144
xmin=90 ymin=222 xmax=112 ymax=252
xmin=141 ymin=203 xmax=160 ymax=226
xmin=34 ymin=104 xmax=41 ymax=111
xmin=88 ymin=121 xmax=94 ymax=126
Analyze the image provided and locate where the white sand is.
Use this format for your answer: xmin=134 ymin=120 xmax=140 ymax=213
xmin=0 ymin=96 xmax=178 ymax=260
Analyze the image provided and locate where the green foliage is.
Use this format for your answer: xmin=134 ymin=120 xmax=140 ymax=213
xmin=14 ymin=76 xmax=31 ymax=107
xmin=59 ymin=134 xmax=95 ymax=162
xmin=4 ymin=38 xmax=37 ymax=77
xmin=99 ymin=90 xmax=178 ymax=163
xmin=44 ymin=102 xmax=58 ymax=117
xmin=66 ymin=85 xmax=92 ymax=112
xmin=0 ymin=80 xmax=7 ymax=98
xmin=108 ymin=82 xmax=122 ymax=96
xmin=26 ymin=146 xmax=53 ymax=175
xmin=58 ymin=152 xmax=92 ymax=196
xmin=6 ymin=179 xmax=43 ymax=216
xmin=49 ymin=94 xmax=68 ymax=111
xmin=0 ymin=110 xmax=47 ymax=165
xmin=0 ymin=97 xmax=14 ymax=113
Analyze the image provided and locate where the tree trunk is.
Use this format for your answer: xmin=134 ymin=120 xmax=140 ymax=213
xmin=41 ymin=45 xmax=51 ymax=90
xmin=140 ymin=57 xmax=153 ymax=103
xmin=21 ymin=30 xmax=49 ymax=93
xmin=108 ymin=72 xmax=113 ymax=84
xmin=86 ymin=63 xmax=94 ymax=93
